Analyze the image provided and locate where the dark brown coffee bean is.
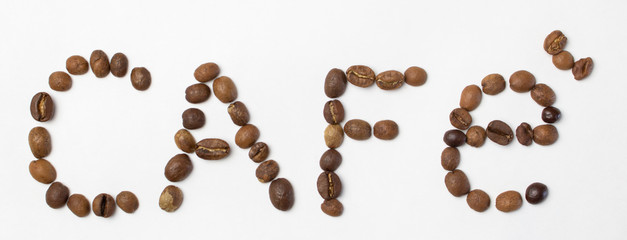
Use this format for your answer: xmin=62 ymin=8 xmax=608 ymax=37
xmin=525 ymin=182 xmax=548 ymax=204
xmin=343 ymin=119 xmax=371 ymax=140
xmin=530 ymin=83 xmax=556 ymax=107
xmin=373 ymin=120 xmax=399 ymax=140
xmin=552 ymin=51 xmax=574 ymax=70
xmin=443 ymin=129 xmax=466 ymax=147
xmin=404 ymin=66 xmax=427 ymax=86
xmin=481 ymin=73 xmax=506 ymax=95
xmin=235 ymin=124 xmax=260 ymax=148
xmin=30 ymin=92 xmax=54 ymax=122
xmin=182 ymin=108 xmax=205 ymax=129
xmin=516 ymin=122 xmax=533 ymax=146
xmin=441 ymin=147 xmax=460 ymax=171
xmin=28 ymin=126 xmax=52 ymax=158
xmin=325 ymin=68 xmax=348 ymax=97
xmin=196 ymin=138 xmax=230 ymax=160
xmin=174 ymin=129 xmax=196 ymax=153
xmin=543 ymin=30 xmax=567 ymax=55
xmin=376 ymin=70 xmax=404 ymax=90
xmin=346 ymin=65 xmax=375 ymax=88
xmin=445 ymin=170 xmax=470 ymax=197
xmin=116 ymin=191 xmax=139 ymax=213
xmin=29 ymin=159 xmax=56 ymax=184
xmin=317 ymin=171 xmax=342 ymax=200
xmin=194 ymin=62 xmax=220 ymax=82
xmin=466 ymin=189 xmax=490 ymax=212
xmin=572 ymin=57 xmax=593 ymax=80
xmin=449 ymin=108 xmax=472 ymax=130
xmin=228 ymin=101 xmax=250 ymax=126
xmin=92 ymin=193 xmax=116 ymax=217
xmin=165 ymin=154 xmax=193 ymax=182
xmin=321 ymin=199 xmax=343 ymax=217
xmin=46 ymin=182 xmax=69 ymax=209
xmin=213 ymin=76 xmax=238 ymax=103
xmin=533 ymin=124 xmax=558 ymax=145
xmin=324 ymin=124 xmax=344 ymax=149
xmin=269 ymin=178 xmax=294 ymax=211
xmin=90 ymin=50 xmax=110 ymax=78
xmin=256 ymin=160 xmax=279 ymax=183
xmin=509 ymin=70 xmax=536 ymax=93
xmin=323 ymin=100 xmax=345 ymax=124
xmin=542 ymin=106 xmax=561 ymax=123
xmin=185 ymin=83 xmax=211 ymax=103
xmin=460 ymin=85 xmax=482 ymax=111
xmin=48 ymin=71 xmax=72 ymax=91
xmin=110 ymin=53 xmax=129 ymax=77
xmin=159 ymin=185 xmax=183 ymax=212
xmin=249 ymin=142 xmax=270 ymax=163
xmin=495 ymin=190 xmax=522 ymax=212
xmin=486 ymin=120 xmax=514 ymax=146
xmin=130 ymin=67 xmax=151 ymax=90
xmin=320 ymin=149 xmax=342 ymax=171
xmin=67 ymin=194 xmax=90 ymax=217
xmin=66 ymin=55 xmax=89 ymax=75
xmin=466 ymin=126 xmax=486 ymax=147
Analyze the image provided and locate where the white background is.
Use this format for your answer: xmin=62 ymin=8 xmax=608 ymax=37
xmin=1 ymin=0 xmax=625 ymax=239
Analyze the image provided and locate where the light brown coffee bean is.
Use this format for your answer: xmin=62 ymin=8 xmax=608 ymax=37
xmin=110 ymin=53 xmax=129 ymax=77
xmin=66 ymin=55 xmax=89 ymax=75
xmin=130 ymin=67 xmax=151 ymax=90
xmin=509 ymin=70 xmax=536 ymax=93
xmin=174 ymin=129 xmax=196 ymax=153
xmin=159 ymin=185 xmax=183 ymax=212
xmin=543 ymin=30 xmax=567 ymax=55
xmin=449 ymin=108 xmax=472 ymax=130
xmin=343 ymin=119 xmax=371 ymax=140
xmin=376 ymin=70 xmax=404 ymax=90
xmin=325 ymin=68 xmax=348 ymax=98
xmin=496 ymin=190 xmax=523 ymax=212
xmin=165 ymin=154 xmax=193 ymax=182
xmin=530 ymin=84 xmax=556 ymax=107
xmin=227 ymin=101 xmax=250 ymax=126
xmin=323 ymin=100 xmax=345 ymax=124
xmin=29 ymin=126 xmax=52 ymax=159
xmin=213 ymin=76 xmax=237 ymax=103
xmin=324 ymin=124 xmax=344 ymax=149
xmin=67 ymin=194 xmax=90 ymax=217
xmin=185 ymin=83 xmax=211 ymax=103
xmin=235 ymin=124 xmax=260 ymax=149
xmin=116 ymin=191 xmax=139 ymax=214
xmin=572 ymin=57 xmax=594 ymax=80
xmin=90 ymin=50 xmax=110 ymax=78
xmin=552 ymin=51 xmax=574 ymax=70
xmin=269 ymin=178 xmax=294 ymax=211
xmin=516 ymin=122 xmax=533 ymax=146
xmin=404 ymin=66 xmax=427 ymax=86
xmin=249 ymin=142 xmax=270 ymax=163
xmin=481 ymin=73 xmax=505 ymax=95
xmin=466 ymin=126 xmax=486 ymax=147
xmin=346 ymin=65 xmax=375 ymax=88
xmin=93 ymin=193 xmax=116 ymax=218
xmin=46 ymin=182 xmax=69 ymax=209
xmin=466 ymin=189 xmax=490 ymax=212
xmin=320 ymin=149 xmax=342 ymax=171
xmin=321 ymin=199 xmax=343 ymax=217
xmin=48 ymin=71 xmax=72 ymax=91
xmin=196 ymin=138 xmax=230 ymax=160
xmin=533 ymin=124 xmax=558 ymax=146
xmin=486 ymin=120 xmax=514 ymax=146
xmin=29 ymin=159 xmax=56 ymax=184
xmin=373 ymin=120 xmax=399 ymax=140
xmin=441 ymin=147 xmax=460 ymax=171
xmin=30 ymin=92 xmax=54 ymax=122
xmin=194 ymin=62 xmax=220 ymax=82
xmin=460 ymin=85 xmax=482 ymax=111
xmin=256 ymin=160 xmax=279 ymax=183
xmin=445 ymin=170 xmax=470 ymax=197
xmin=317 ymin=171 xmax=342 ymax=200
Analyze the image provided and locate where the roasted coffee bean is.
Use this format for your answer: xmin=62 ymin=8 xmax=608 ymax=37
xmin=116 ymin=191 xmax=139 ymax=213
xmin=481 ymin=73 xmax=506 ymax=95
xmin=213 ymin=76 xmax=238 ymax=103
xmin=194 ymin=62 xmax=220 ymax=82
xmin=256 ymin=160 xmax=279 ymax=183
xmin=509 ymin=70 xmax=536 ymax=93
xmin=93 ymin=193 xmax=116 ymax=217
xmin=165 ymin=154 xmax=193 ymax=182
xmin=572 ymin=57 xmax=593 ymax=80
xmin=130 ymin=67 xmax=151 ymax=90
xmin=48 ymin=71 xmax=72 ymax=91
xmin=228 ymin=101 xmax=250 ymax=126
xmin=445 ymin=170 xmax=470 ymax=197
xmin=516 ymin=122 xmax=533 ymax=146
xmin=249 ymin=142 xmax=270 ymax=163
xmin=373 ymin=120 xmax=399 ymax=140
xmin=320 ymin=149 xmax=342 ymax=171
xmin=552 ymin=51 xmax=574 ymax=70
xmin=325 ymin=68 xmax=348 ymax=97
xmin=441 ymin=147 xmax=460 ymax=171
xmin=543 ymin=30 xmax=567 ymax=55
xmin=324 ymin=124 xmax=344 ymax=149
xmin=235 ymin=124 xmax=260 ymax=148
xmin=449 ymin=108 xmax=472 ymax=130
xmin=66 ymin=55 xmax=89 ymax=75
xmin=323 ymin=100 xmax=345 ymax=124
xmin=30 ymin=92 xmax=54 ymax=122
xmin=343 ymin=119 xmax=371 ymax=140
xmin=533 ymin=124 xmax=558 ymax=145
xmin=443 ymin=129 xmax=466 ymax=147
xmin=269 ymin=178 xmax=294 ymax=211
xmin=29 ymin=159 xmax=56 ymax=184
xmin=496 ymin=190 xmax=522 ymax=212
xmin=460 ymin=85 xmax=482 ymax=111
xmin=196 ymin=138 xmax=230 ymax=160
xmin=466 ymin=189 xmax=490 ymax=212
xmin=46 ymin=182 xmax=69 ymax=209
xmin=404 ymin=66 xmax=427 ymax=86
xmin=174 ymin=129 xmax=196 ymax=153
xmin=486 ymin=120 xmax=514 ymax=146
xmin=346 ymin=65 xmax=375 ymax=88
xmin=110 ymin=53 xmax=129 ymax=77
xmin=376 ymin=70 xmax=404 ymax=90
xmin=530 ymin=84 xmax=556 ymax=107
xmin=185 ymin=83 xmax=211 ymax=103
xmin=28 ymin=126 xmax=52 ymax=158
xmin=67 ymin=194 xmax=90 ymax=217
xmin=542 ymin=106 xmax=561 ymax=123
xmin=159 ymin=185 xmax=183 ymax=212
xmin=526 ymin=182 xmax=548 ymax=204
xmin=466 ymin=126 xmax=486 ymax=147
xmin=317 ymin=171 xmax=342 ymax=200
xmin=90 ymin=50 xmax=110 ymax=78
xmin=182 ymin=108 xmax=205 ymax=129
xmin=321 ymin=199 xmax=343 ymax=217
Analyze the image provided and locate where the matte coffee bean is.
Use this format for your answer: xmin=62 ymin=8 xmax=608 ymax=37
xmin=525 ymin=182 xmax=548 ymax=204
xmin=530 ymin=83 xmax=556 ymax=107
xmin=376 ymin=70 xmax=404 ymax=90
xmin=235 ymin=124 xmax=260 ymax=148
xmin=194 ymin=62 xmax=220 ymax=82
xmin=323 ymin=100 xmax=345 ymax=124
xmin=320 ymin=149 xmax=342 ymax=171
xmin=533 ymin=124 xmax=558 ymax=146
xmin=443 ymin=129 xmax=466 ymax=147
xmin=346 ymin=65 xmax=375 ymax=88
xmin=256 ymin=160 xmax=279 ymax=183
xmin=466 ymin=189 xmax=490 ymax=212
xmin=444 ymin=170 xmax=470 ymax=197
xmin=227 ymin=101 xmax=250 ymax=126
xmin=185 ymin=83 xmax=211 ymax=103
xmin=165 ymin=154 xmax=193 ymax=182
xmin=269 ymin=178 xmax=294 ymax=211
xmin=543 ymin=30 xmax=567 ymax=55
xmin=466 ymin=126 xmax=486 ymax=147
xmin=28 ymin=126 xmax=52 ymax=158
xmin=30 ymin=92 xmax=54 ymax=122
xmin=572 ymin=57 xmax=594 ymax=80
xmin=317 ymin=171 xmax=342 ymax=200
xmin=449 ymin=108 xmax=472 ymax=130
xmin=552 ymin=51 xmax=574 ymax=70
xmin=90 ymin=50 xmax=110 ymax=78
xmin=196 ymin=138 xmax=230 ymax=160
xmin=48 ymin=71 xmax=72 ymax=91
xmin=481 ymin=73 xmax=506 ymax=95
xmin=174 ymin=129 xmax=196 ymax=153
xmin=509 ymin=70 xmax=536 ymax=93
xmin=29 ymin=159 xmax=56 ymax=184
xmin=66 ymin=55 xmax=89 ymax=75
xmin=116 ymin=191 xmax=139 ymax=213
xmin=159 ymin=185 xmax=183 ymax=212
xmin=459 ymin=85 xmax=482 ymax=111
xmin=324 ymin=124 xmax=344 ymax=149
xmin=182 ymin=108 xmax=205 ymax=129
xmin=486 ymin=120 xmax=514 ymax=146
xmin=404 ymin=66 xmax=427 ymax=86
xmin=213 ymin=76 xmax=238 ymax=103
xmin=495 ymin=190 xmax=522 ymax=212
xmin=130 ymin=67 xmax=151 ymax=90
xmin=321 ymin=199 xmax=343 ymax=217
xmin=343 ymin=119 xmax=371 ymax=140
xmin=325 ymin=68 xmax=348 ymax=97
xmin=516 ymin=122 xmax=533 ymax=146
xmin=373 ymin=120 xmax=399 ymax=140
xmin=249 ymin=142 xmax=270 ymax=163
xmin=110 ymin=53 xmax=129 ymax=77
xmin=441 ymin=147 xmax=460 ymax=171
xmin=46 ymin=182 xmax=69 ymax=209
xmin=67 ymin=194 xmax=90 ymax=217
xmin=93 ymin=193 xmax=116 ymax=217
xmin=542 ymin=106 xmax=561 ymax=123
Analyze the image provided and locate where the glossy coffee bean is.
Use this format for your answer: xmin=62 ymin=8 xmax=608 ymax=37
xmin=320 ymin=149 xmax=342 ymax=171
xmin=466 ymin=189 xmax=490 ymax=212
xmin=572 ymin=57 xmax=593 ymax=80
xmin=486 ymin=120 xmax=514 ymax=145
xmin=496 ymin=191 xmax=522 ymax=212
xmin=249 ymin=142 xmax=270 ymax=163
xmin=466 ymin=126 xmax=486 ymax=147
xmin=441 ymin=147 xmax=460 ymax=171
xmin=542 ymin=106 xmax=561 ymax=123
xmin=227 ymin=101 xmax=250 ymax=126
xmin=235 ymin=124 xmax=260 ymax=148
xmin=343 ymin=119 xmax=371 ymax=140
xmin=509 ymin=70 xmax=536 ymax=93
xmin=533 ymin=124 xmax=558 ymax=146
xmin=324 ymin=124 xmax=344 ymax=149
xmin=543 ymin=30 xmax=567 ymax=55
xmin=194 ymin=62 xmax=220 ymax=82
xmin=443 ymin=129 xmax=466 ymax=147
xmin=346 ymin=65 xmax=374 ymax=88
xmin=185 ymin=83 xmax=211 ymax=103
xmin=165 ymin=154 xmax=193 ymax=182
xmin=90 ymin=50 xmax=110 ymax=78
xmin=67 ymin=194 xmax=90 ymax=217
xmin=196 ymin=138 xmax=230 ymax=160
xmin=445 ymin=170 xmax=470 ymax=197
xmin=256 ymin=160 xmax=279 ymax=183
xmin=130 ymin=67 xmax=151 ymax=90
xmin=93 ymin=193 xmax=116 ymax=218
xmin=325 ymin=68 xmax=348 ymax=97
xmin=29 ymin=159 xmax=56 ymax=184
xmin=552 ymin=51 xmax=574 ymax=70
xmin=66 ymin=55 xmax=89 ymax=75
xmin=116 ymin=191 xmax=139 ymax=213
xmin=317 ymin=171 xmax=342 ymax=200
xmin=28 ymin=126 xmax=52 ymax=158
xmin=323 ymin=100 xmax=345 ymax=124
xmin=269 ymin=178 xmax=294 ymax=211
xmin=174 ymin=129 xmax=196 ymax=153
xmin=376 ymin=70 xmax=404 ymax=90
xmin=404 ymin=66 xmax=427 ymax=86
xmin=516 ymin=122 xmax=533 ymax=146
xmin=213 ymin=76 xmax=238 ymax=103
xmin=110 ymin=53 xmax=129 ymax=77
xmin=459 ymin=85 xmax=482 ymax=111
xmin=530 ymin=84 xmax=556 ymax=107
xmin=30 ymin=92 xmax=54 ymax=122
xmin=481 ymin=73 xmax=506 ymax=95
xmin=159 ymin=185 xmax=183 ymax=212
xmin=373 ymin=120 xmax=399 ymax=140
xmin=46 ymin=182 xmax=69 ymax=209
xmin=48 ymin=71 xmax=72 ymax=91
xmin=321 ymin=199 xmax=343 ymax=217
xmin=182 ymin=108 xmax=205 ymax=129
xmin=449 ymin=108 xmax=472 ymax=130
xmin=525 ymin=182 xmax=548 ymax=204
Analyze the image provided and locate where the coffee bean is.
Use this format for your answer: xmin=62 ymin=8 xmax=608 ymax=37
xmin=376 ymin=70 xmax=404 ymax=90
xmin=533 ymin=124 xmax=558 ymax=146
xmin=516 ymin=122 xmax=533 ymax=146
xmin=159 ymin=185 xmax=183 ymax=212
xmin=48 ymin=71 xmax=72 ymax=91
xmin=346 ymin=65 xmax=375 ymax=88
xmin=481 ymin=73 xmax=506 ymax=95
xmin=213 ymin=76 xmax=238 ymax=103
xmin=525 ymin=182 xmax=548 ymax=204
xmin=373 ymin=120 xmax=399 ymax=140
xmin=30 ymin=92 xmax=55 ymax=122
xmin=443 ymin=129 xmax=466 ymax=147
xmin=29 ymin=159 xmax=56 ymax=184
xmin=317 ymin=171 xmax=342 ymax=200
xmin=509 ymin=70 xmax=536 ymax=93
xmin=45 ymin=182 xmax=69 ymax=209
xmin=92 ymin=193 xmax=116 ymax=217
xmin=130 ymin=67 xmax=151 ymax=90
xmin=466 ymin=126 xmax=486 ymax=147
xmin=196 ymin=138 xmax=230 ymax=160
xmin=256 ymin=160 xmax=279 ymax=183
xmin=460 ymin=85 xmax=482 ymax=111
xmin=325 ymin=68 xmax=348 ymax=97
xmin=323 ymin=100 xmax=345 ymax=124
xmin=404 ymin=66 xmax=427 ymax=86
xmin=67 ymin=194 xmax=90 ymax=217
xmin=321 ymin=199 xmax=343 ymax=217
xmin=466 ymin=189 xmax=490 ymax=212
xmin=182 ymin=108 xmax=205 ymax=129
xmin=542 ymin=106 xmax=561 ymax=123
xmin=110 ymin=53 xmax=129 ymax=77
xmin=543 ymin=30 xmax=567 ymax=55
xmin=66 ymin=55 xmax=89 ymax=75
xmin=185 ymin=83 xmax=211 ymax=103
xmin=28 ymin=126 xmax=52 ymax=158
xmin=116 ymin=191 xmax=139 ymax=213
xmin=165 ymin=154 xmax=193 ymax=182
xmin=530 ymin=83 xmax=556 ymax=107
xmin=572 ymin=57 xmax=593 ymax=80
xmin=495 ymin=190 xmax=522 ymax=212
xmin=194 ymin=62 xmax=220 ymax=82
xmin=235 ymin=124 xmax=260 ymax=148
xmin=249 ymin=142 xmax=270 ymax=163
xmin=90 ymin=50 xmax=110 ymax=78
xmin=324 ymin=124 xmax=344 ymax=149
xmin=449 ymin=108 xmax=472 ymax=130
xmin=343 ymin=119 xmax=371 ymax=140
xmin=174 ymin=129 xmax=197 ymax=153
xmin=320 ymin=149 xmax=342 ymax=171
xmin=444 ymin=170 xmax=470 ymax=197
xmin=441 ymin=147 xmax=460 ymax=171
xmin=486 ymin=120 xmax=514 ymax=146
xmin=227 ymin=101 xmax=250 ymax=126
xmin=552 ymin=51 xmax=574 ymax=70
xmin=268 ymin=178 xmax=294 ymax=211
